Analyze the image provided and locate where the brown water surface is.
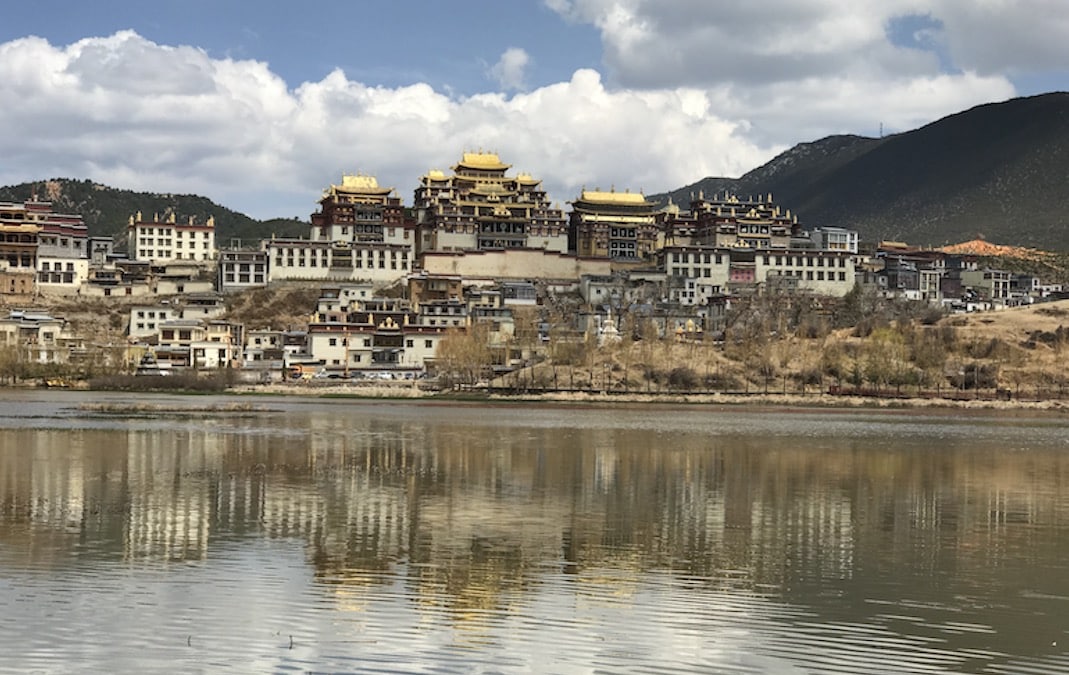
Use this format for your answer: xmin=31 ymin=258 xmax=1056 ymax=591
xmin=1 ymin=391 xmax=1068 ymax=673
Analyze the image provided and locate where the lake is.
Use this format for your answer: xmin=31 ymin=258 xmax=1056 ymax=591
xmin=1 ymin=390 xmax=1069 ymax=673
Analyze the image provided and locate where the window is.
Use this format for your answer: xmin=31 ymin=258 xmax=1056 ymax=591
xmin=406 ymin=339 xmax=414 ymax=348
xmin=425 ymin=339 xmax=433 ymax=349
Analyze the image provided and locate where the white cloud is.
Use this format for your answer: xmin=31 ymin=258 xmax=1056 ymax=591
xmin=489 ymin=47 xmax=531 ymax=91
xmin=0 ymin=31 xmax=778 ymax=218
xmin=0 ymin=22 xmax=1027 ymax=221
xmin=544 ymin=0 xmax=1067 ymax=88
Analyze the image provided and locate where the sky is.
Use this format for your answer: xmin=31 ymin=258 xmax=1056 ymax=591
xmin=0 ymin=0 xmax=1065 ymax=220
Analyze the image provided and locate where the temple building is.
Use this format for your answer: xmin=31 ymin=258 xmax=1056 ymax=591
xmin=688 ymin=191 xmax=799 ymax=249
xmin=568 ymin=188 xmax=660 ymax=261
xmin=413 ymin=152 xmax=568 ymax=255
xmin=311 ymin=174 xmax=407 ymax=245
xmin=654 ymin=192 xmax=861 ymax=299
xmin=265 ymin=175 xmax=415 ymax=286
xmin=1 ymin=201 xmax=88 ymax=297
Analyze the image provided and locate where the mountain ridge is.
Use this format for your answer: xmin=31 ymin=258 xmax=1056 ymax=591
xmin=653 ymin=92 xmax=1069 ymax=249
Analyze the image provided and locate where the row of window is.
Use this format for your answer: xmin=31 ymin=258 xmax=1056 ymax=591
xmin=673 ymin=266 xmax=849 ymax=283
xmin=326 ymin=336 xmax=436 ymax=349
xmin=39 ymin=237 xmax=83 ymax=248
xmin=135 ymin=228 xmax=212 ymax=238
xmin=275 ymin=257 xmax=409 ymax=271
xmin=37 ymin=272 xmax=76 ymax=284
xmin=278 ymin=248 xmax=408 ymax=259
xmin=670 ymin=252 xmax=850 ymax=268
xmin=137 ymin=246 xmax=211 ymax=258
xmin=223 ymin=273 xmax=266 ymax=284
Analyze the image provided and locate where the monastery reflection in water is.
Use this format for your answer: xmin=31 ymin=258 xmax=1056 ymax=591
xmin=2 ymin=412 xmax=1068 ymax=614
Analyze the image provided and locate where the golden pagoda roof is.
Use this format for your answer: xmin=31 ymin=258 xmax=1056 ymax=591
xmin=455 ymin=152 xmax=510 ymax=171
xmin=328 ymin=174 xmax=392 ymax=195
xmin=578 ymin=189 xmax=650 ymax=206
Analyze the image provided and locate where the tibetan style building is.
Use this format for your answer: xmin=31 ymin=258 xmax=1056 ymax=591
xmin=568 ymin=189 xmax=660 ymax=260
xmin=265 ymin=175 xmax=415 ymax=286
xmin=310 ymin=174 xmax=406 ymax=244
xmin=413 ymin=152 xmax=568 ymax=255
xmin=1 ymin=201 xmax=88 ymax=297
xmin=685 ymin=191 xmax=800 ymax=249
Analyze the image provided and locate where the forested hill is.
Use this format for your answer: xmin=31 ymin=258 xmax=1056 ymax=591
xmin=0 ymin=178 xmax=307 ymax=246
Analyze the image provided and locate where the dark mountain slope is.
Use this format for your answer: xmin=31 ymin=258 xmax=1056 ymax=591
xmin=654 ymin=93 xmax=1069 ymax=249
xmin=0 ymin=178 xmax=306 ymax=246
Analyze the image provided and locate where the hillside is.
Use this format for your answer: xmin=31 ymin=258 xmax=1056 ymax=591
xmin=653 ymin=92 xmax=1069 ymax=250
xmin=0 ymin=178 xmax=307 ymax=246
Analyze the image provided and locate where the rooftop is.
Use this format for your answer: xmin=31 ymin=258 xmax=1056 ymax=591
xmin=578 ymin=189 xmax=650 ymax=206
xmin=455 ymin=152 xmax=510 ymax=171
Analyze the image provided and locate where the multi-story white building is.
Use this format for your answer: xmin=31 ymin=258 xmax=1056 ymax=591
xmin=126 ymin=212 xmax=216 ymax=265
xmin=661 ymin=246 xmax=857 ymax=297
xmin=217 ymin=249 xmax=268 ymax=292
xmin=306 ymin=295 xmax=450 ymax=373
xmin=266 ymin=175 xmax=416 ymax=286
xmin=0 ymin=310 xmax=79 ymax=363
xmin=128 ymin=305 xmax=177 ymax=340
xmin=36 ymin=210 xmax=90 ymax=294
xmin=265 ymin=239 xmax=413 ymax=284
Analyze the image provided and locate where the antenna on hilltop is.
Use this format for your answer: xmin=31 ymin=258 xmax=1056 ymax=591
xmin=879 ymin=122 xmax=884 ymax=138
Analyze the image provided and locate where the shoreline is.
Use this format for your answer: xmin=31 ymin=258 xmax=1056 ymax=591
xmin=10 ymin=380 xmax=1069 ymax=413
xmin=224 ymin=382 xmax=1069 ymax=413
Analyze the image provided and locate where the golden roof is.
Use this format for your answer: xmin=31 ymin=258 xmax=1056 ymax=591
xmin=341 ymin=174 xmax=380 ymax=190
xmin=579 ymin=189 xmax=649 ymax=205
xmin=328 ymin=174 xmax=392 ymax=196
xmin=455 ymin=152 xmax=510 ymax=171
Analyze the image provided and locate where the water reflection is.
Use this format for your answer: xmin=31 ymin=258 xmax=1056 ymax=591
xmin=2 ymin=394 xmax=1069 ymax=672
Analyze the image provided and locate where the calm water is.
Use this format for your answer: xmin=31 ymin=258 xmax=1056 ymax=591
xmin=2 ymin=391 xmax=1069 ymax=674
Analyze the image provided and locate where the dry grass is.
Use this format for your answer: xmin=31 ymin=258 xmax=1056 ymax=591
xmin=224 ymin=285 xmax=321 ymax=330
xmin=78 ymin=402 xmax=265 ymax=414
xmin=492 ymin=299 xmax=1069 ymax=401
